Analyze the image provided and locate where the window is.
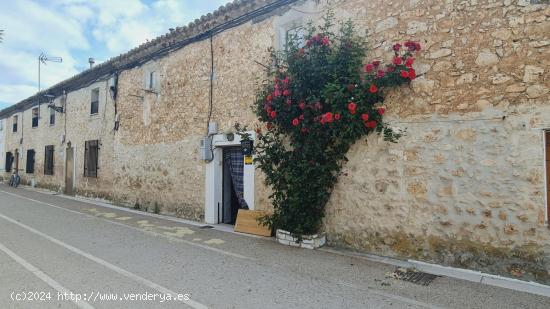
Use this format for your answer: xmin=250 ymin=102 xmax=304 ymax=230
xmin=148 ymin=71 xmax=155 ymax=90
xmin=90 ymin=88 xmax=99 ymax=115
xmin=5 ymin=152 xmax=13 ymax=172
xmin=84 ymin=140 xmax=99 ymax=178
xmin=32 ymin=107 xmax=39 ymax=128
xmin=285 ymin=26 xmax=306 ymax=49
xmin=26 ymin=149 xmax=35 ymax=174
xmin=145 ymin=70 xmax=159 ymax=93
xmin=12 ymin=115 xmax=18 ymax=133
xmin=0 ymin=119 xmax=3 ymax=131
xmin=44 ymin=145 xmax=54 ymax=175
xmin=50 ymin=108 xmax=55 ymax=126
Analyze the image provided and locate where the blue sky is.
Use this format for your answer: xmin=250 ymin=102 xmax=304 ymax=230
xmin=0 ymin=0 xmax=231 ymax=110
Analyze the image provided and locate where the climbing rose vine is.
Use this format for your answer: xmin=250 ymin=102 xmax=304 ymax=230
xmin=253 ymin=14 xmax=421 ymax=237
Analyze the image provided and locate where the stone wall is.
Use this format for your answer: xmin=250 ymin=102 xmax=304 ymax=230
xmin=1 ymin=80 xmax=116 ymax=195
xmin=1 ymin=0 xmax=548 ymax=283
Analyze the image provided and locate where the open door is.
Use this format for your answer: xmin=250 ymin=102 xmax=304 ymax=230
xmin=221 ymin=147 xmax=248 ymax=224
xmin=65 ymin=143 xmax=74 ymax=195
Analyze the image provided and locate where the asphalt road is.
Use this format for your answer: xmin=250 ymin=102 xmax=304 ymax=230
xmin=0 ymin=184 xmax=548 ymax=309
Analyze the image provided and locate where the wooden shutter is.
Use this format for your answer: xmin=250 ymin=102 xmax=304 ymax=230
xmin=84 ymin=141 xmax=89 ymax=177
xmin=26 ymin=150 xmax=35 ymax=174
xmin=5 ymin=152 xmax=12 ymax=172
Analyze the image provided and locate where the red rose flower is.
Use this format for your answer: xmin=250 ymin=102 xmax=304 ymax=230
xmin=324 ymin=112 xmax=334 ymax=123
xmin=405 ymin=57 xmax=415 ymax=68
xmin=361 ymin=113 xmax=369 ymax=121
xmin=347 ymin=102 xmax=357 ymax=114
xmin=269 ymin=111 xmax=276 ymax=119
xmin=365 ymin=120 xmax=377 ymax=128
xmin=334 ymin=113 xmax=341 ymax=120
xmin=266 ymin=94 xmax=273 ymax=102
xmin=408 ymin=68 xmax=416 ymax=79
xmin=273 ymin=89 xmax=281 ymax=97
xmin=376 ymin=70 xmax=385 ymax=78
xmin=283 ymin=89 xmax=291 ymax=97
xmin=393 ymin=56 xmax=402 ymax=65
xmin=299 ymin=114 xmax=304 ymax=120
xmin=400 ymin=70 xmax=409 ymax=78
xmin=322 ymin=36 xmax=330 ymax=46
xmin=364 ymin=63 xmax=374 ymax=72
xmin=282 ymin=76 xmax=289 ymax=85
xmin=378 ymin=108 xmax=385 ymax=115
xmin=393 ymin=43 xmax=401 ymax=52
xmin=372 ymin=60 xmax=381 ymax=67
xmin=369 ymin=85 xmax=378 ymax=94
xmin=292 ymin=118 xmax=299 ymax=126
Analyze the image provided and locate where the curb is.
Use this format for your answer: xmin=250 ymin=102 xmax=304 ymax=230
xmin=9 ymin=184 xmax=550 ymax=297
xmin=320 ymin=247 xmax=549 ymax=297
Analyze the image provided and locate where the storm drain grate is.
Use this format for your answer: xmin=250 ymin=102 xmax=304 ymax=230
xmin=389 ymin=268 xmax=439 ymax=286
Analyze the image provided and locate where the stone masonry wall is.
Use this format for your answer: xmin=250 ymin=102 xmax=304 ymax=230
xmin=1 ymin=0 xmax=548 ymax=283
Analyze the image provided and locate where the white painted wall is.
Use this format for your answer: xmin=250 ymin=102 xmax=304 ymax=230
xmin=204 ymin=131 xmax=256 ymax=224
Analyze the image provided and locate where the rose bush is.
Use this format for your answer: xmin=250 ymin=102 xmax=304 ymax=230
xmin=253 ymin=14 xmax=421 ymax=237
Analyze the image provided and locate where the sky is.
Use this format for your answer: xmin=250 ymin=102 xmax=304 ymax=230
xmin=0 ymin=0 xmax=232 ymax=110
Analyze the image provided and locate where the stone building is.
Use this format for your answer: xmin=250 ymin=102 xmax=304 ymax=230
xmin=0 ymin=0 xmax=549 ymax=283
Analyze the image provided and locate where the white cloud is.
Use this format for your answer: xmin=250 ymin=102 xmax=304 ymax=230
xmin=0 ymin=0 xmax=232 ymax=108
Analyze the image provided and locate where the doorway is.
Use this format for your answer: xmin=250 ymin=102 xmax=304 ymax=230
xmin=221 ymin=147 xmax=248 ymax=224
xmin=14 ymin=149 xmax=19 ymax=174
xmin=65 ymin=143 xmax=74 ymax=195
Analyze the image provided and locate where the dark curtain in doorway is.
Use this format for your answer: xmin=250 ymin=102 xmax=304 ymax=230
xmin=224 ymin=149 xmax=249 ymax=210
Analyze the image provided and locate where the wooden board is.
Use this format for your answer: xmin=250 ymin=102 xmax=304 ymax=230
xmin=234 ymin=209 xmax=272 ymax=237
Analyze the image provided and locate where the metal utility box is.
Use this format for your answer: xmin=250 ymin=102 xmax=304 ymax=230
xmin=199 ymin=137 xmax=213 ymax=161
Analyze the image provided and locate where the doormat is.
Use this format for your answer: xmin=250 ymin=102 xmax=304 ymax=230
xmin=386 ymin=268 xmax=439 ymax=286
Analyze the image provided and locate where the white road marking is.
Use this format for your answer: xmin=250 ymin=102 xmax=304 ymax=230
xmin=0 ymin=212 xmax=208 ymax=309
xmin=0 ymin=242 xmax=95 ymax=309
xmin=0 ymin=190 xmax=254 ymax=261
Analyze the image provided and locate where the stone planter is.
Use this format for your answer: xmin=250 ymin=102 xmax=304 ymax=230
xmin=276 ymin=229 xmax=326 ymax=249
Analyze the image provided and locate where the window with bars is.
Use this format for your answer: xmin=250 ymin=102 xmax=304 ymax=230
xmin=84 ymin=140 xmax=99 ymax=178
xmin=44 ymin=145 xmax=54 ymax=175
xmin=12 ymin=115 xmax=18 ymax=133
xmin=91 ymin=88 xmax=99 ymax=115
xmin=32 ymin=107 xmax=39 ymax=128
xmin=5 ymin=152 xmax=13 ymax=172
xmin=26 ymin=149 xmax=35 ymax=174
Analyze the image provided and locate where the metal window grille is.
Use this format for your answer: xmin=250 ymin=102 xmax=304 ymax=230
xmin=90 ymin=89 xmax=99 ymax=114
xmin=84 ymin=140 xmax=99 ymax=178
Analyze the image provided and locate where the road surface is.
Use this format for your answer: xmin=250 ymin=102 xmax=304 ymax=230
xmin=0 ymin=184 xmax=547 ymax=308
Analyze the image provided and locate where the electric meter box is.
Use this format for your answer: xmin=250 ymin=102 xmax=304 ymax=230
xmin=199 ymin=137 xmax=213 ymax=161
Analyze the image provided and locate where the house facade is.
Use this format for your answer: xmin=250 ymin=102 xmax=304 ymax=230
xmin=1 ymin=0 xmax=549 ymax=283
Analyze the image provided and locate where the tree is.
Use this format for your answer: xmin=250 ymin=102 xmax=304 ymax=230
xmin=253 ymin=12 xmax=421 ymax=237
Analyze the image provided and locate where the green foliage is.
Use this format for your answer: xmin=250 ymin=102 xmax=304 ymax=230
xmin=253 ymin=13 xmax=421 ymax=237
